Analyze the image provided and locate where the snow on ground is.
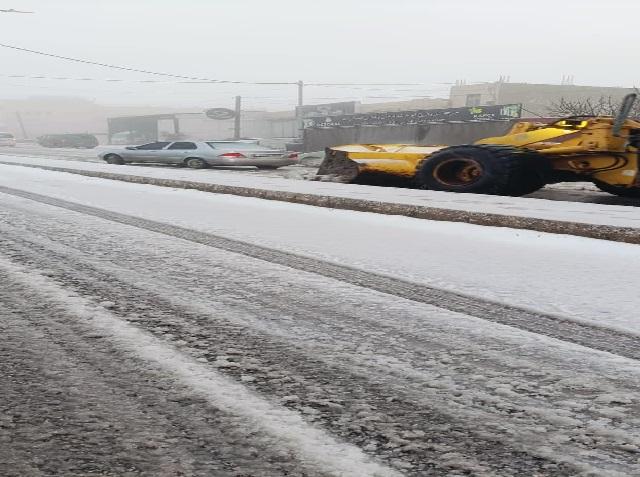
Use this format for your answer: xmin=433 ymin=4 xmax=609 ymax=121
xmin=1 ymin=163 xmax=639 ymax=334
xmin=1 ymin=151 xmax=640 ymax=229
xmin=6 ymin=190 xmax=640 ymax=475
xmin=545 ymin=181 xmax=600 ymax=192
xmin=0 ymin=254 xmax=400 ymax=477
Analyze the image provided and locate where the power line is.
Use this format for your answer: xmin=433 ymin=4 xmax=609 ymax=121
xmin=0 ymin=73 xmax=255 ymax=84
xmin=0 ymin=72 xmax=455 ymax=99
xmin=0 ymin=42 xmax=295 ymax=85
xmin=0 ymin=43 xmax=453 ymax=88
xmin=308 ymin=83 xmax=430 ymax=86
xmin=1 ymin=72 xmax=454 ymax=96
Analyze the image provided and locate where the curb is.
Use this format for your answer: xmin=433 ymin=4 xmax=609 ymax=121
xmin=2 ymin=161 xmax=640 ymax=245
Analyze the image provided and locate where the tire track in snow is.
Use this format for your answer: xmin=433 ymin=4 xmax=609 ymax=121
xmin=0 ymin=255 xmax=401 ymax=477
xmin=2 ymin=184 xmax=639 ymax=362
xmin=1 ymin=278 xmax=294 ymax=477
xmin=3 ymin=198 xmax=639 ymax=475
xmin=0 ymin=228 xmax=592 ymax=476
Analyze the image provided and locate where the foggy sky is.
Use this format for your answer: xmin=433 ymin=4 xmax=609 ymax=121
xmin=1 ymin=0 xmax=638 ymax=110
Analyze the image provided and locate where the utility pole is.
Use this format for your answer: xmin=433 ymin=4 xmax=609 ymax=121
xmin=296 ymin=80 xmax=304 ymax=140
xmin=233 ymin=95 xmax=241 ymax=140
xmin=15 ymin=112 xmax=28 ymax=139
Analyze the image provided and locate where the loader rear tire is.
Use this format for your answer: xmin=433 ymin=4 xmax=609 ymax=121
xmin=417 ymin=145 xmax=548 ymax=196
xmin=593 ymin=180 xmax=640 ymax=198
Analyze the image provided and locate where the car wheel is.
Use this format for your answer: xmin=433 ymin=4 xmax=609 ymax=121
xmin=104 ymin=154 xmax=125 ymax=165
xmin=184 ymin=157 xmax=208 ymax=169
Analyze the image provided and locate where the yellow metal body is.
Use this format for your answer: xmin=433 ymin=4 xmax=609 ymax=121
xmin=476 ymin=118 xmax=640 ymax=186
xmin=331 ymin=144 xmax=444 ymax=178
xmin=327 ymin=117 xmax=640 ymax=188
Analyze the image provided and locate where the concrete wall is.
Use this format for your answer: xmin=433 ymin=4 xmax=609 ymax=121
xmin=303 ymin=121 xmax=514 ymax=152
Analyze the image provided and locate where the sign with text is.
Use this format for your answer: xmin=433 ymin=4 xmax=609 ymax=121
xmin=303 ymin=104 xmax=522 ymax=128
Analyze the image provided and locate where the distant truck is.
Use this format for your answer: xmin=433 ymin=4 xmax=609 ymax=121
xmin=37 ymin=133 xmax=99 ymax=149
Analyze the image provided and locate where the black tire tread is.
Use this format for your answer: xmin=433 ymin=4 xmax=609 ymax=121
xmin=593 ymin=179 xmax=640 ymax=198
xmin=417 ymin=144 xmax=548 ymax=196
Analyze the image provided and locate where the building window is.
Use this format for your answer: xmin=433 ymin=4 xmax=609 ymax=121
xmin=465 ymin=94 xmax=482 ymax=107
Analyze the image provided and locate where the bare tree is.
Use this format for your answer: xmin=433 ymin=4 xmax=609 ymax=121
xmin=548 ymin=90 xmax=640 ymax=118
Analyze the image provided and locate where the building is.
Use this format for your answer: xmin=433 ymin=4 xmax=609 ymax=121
xmin=357 ymin=98 xmax=449 ymax=113
xmin=107 ymin=110 xmax=299 ymax=146
xmin=0 ymin=96 xmax=300 ymax=145
xmin=0 ymin=97 xmax=188 ymax=143
xmin=450 ymin=81 xmax=635 ymax=116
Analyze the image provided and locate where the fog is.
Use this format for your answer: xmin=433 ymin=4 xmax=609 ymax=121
xmin=1 ymin=0 xmax=638 ymax=110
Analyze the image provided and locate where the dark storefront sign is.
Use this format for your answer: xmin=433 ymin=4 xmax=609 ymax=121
xmin=303 ymin=104 xmax=522 ymax=128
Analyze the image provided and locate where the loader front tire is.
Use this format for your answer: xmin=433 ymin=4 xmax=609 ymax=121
xmin=593 ymin=180 xmax=640 ymax=198
xmin=417 ymin=145 xmax=547 ymax=196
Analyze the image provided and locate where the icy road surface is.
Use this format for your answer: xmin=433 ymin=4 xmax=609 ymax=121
xmin=2 ymin=165 xmax=640 ymax=476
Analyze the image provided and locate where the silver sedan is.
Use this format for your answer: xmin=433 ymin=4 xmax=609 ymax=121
xmin=98 ymin=141 xmax=299 ymax=169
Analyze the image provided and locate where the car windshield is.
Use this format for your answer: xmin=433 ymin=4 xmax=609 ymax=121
xmin=0 ymin=133 xmax=14 ymax=138
xmin=206 ymin=142 xmax=269 ymax=150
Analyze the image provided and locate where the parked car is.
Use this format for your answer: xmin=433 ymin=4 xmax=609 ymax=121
xmin=0 ymin=132 xmax=16 ymax=147
xmin=37 ymin=134 xmax=99 ymax=149
xmin=97 ymin=141 xmax=299 ymax=169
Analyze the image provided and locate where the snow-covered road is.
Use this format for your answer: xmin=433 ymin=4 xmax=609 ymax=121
xmin=3 ymin=143 xmax=640 ymax=208
xmin=2 ymin=165 xmax=640 ymax=476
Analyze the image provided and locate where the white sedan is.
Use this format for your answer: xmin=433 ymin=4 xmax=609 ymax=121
xmin=98 ymin=140 xmax=299 ymax=169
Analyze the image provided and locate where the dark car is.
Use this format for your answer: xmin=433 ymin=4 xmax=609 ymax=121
xmin=37 ymin=134 xmax=99 ymax=149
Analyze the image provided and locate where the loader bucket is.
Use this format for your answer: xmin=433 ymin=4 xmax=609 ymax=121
xmin=315 ymin=147 xmax=419 ymax=187
xmin=315 ymin=148 xmax=363 ymax=183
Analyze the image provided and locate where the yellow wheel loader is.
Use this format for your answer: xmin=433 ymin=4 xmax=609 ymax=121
xmin=316 ymin=94 xmax=640 ymax=197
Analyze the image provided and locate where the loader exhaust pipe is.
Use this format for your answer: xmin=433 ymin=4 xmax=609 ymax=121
xmin=612 ymin=93 xmax=637 ymax=137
